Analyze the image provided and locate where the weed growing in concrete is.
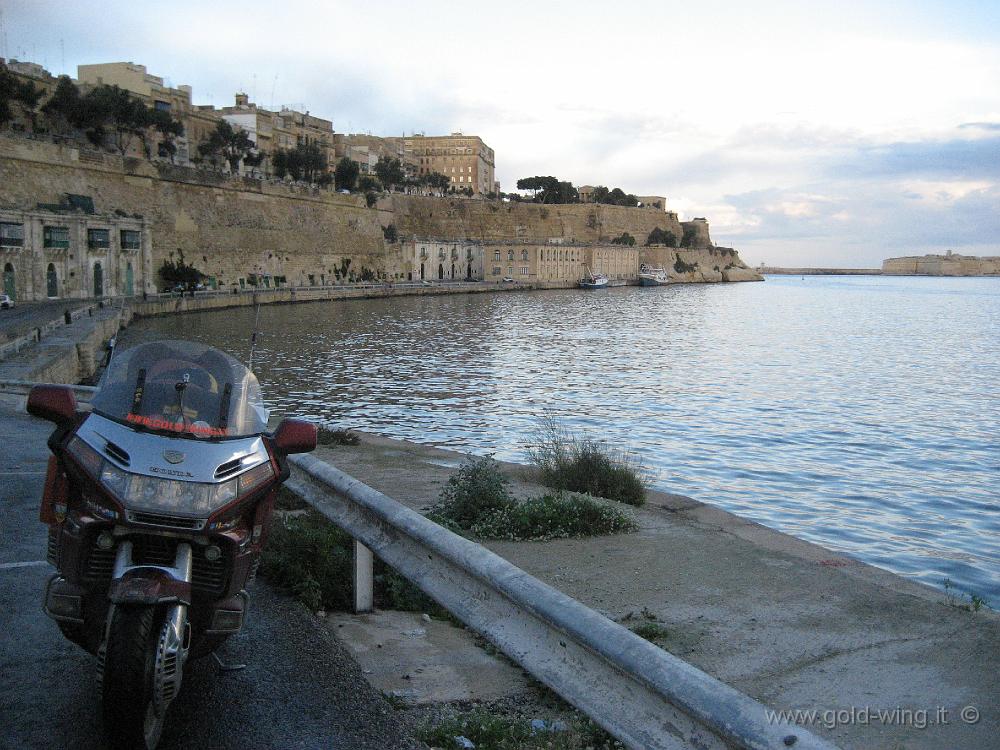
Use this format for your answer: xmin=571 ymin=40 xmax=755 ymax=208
xmin=527 ymin=420 xmax=647 ymax=506
xmin=416 ymin=711 xmax=623 ymax=750
xmin=942 ymin=579 xmax=992 ymax=612
xmin=630 ymin=621 xmax=671 ymax=643
xmin=317 ymin=426 xmax=361 ymax=446
xmin=428 ymin=455 xmax=637 ymax=541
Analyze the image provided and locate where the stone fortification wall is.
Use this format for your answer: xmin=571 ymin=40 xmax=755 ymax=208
xmin=0 ymin=136 xmax=388 ymax=291
xmin=882 ymin=254 xmax=1000 ymax=276
xmin=384 ymin=195 xmax=688 ymax=246
xmin=0 ymin=135 xmax=758 ymax=289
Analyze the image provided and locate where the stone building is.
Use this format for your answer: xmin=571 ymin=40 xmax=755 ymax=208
xmin=403 ymin=133 xmax=496 ymax=195
xmin=219 ymin=93 xmax=336 ymax=173
xmin=482 ymin=242 xmax=638 ymax=283
xmin=0 ymin=197 xmax=152 ymax=302
xmin=400 ymin=239 xmax=483 ymax=281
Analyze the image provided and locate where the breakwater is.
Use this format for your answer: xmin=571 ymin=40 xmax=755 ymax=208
xmin=759 ymin=267 xmax=882 ymax=275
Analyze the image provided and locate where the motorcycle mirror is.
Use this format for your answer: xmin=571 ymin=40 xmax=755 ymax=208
xmin=272 ymin=419 xmax=317 ymax=455
xmin=27 ymin=385 xmax=78 ymax=426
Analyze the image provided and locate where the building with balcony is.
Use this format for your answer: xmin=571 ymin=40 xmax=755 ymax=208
xmin=219 ymin=93 xmax=335 ymax=174
xmin=482 ymin=242 xmax=638 ymax=284
xmin=0 ymin=196 xmax=152 ymax=302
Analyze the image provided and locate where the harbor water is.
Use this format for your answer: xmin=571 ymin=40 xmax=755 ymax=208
xmin=123 ymin=275 xmax=1000 ymax=601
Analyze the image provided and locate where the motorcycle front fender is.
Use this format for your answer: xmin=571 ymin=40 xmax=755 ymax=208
xmin=108 ymin=569 xmax=192 ymax=606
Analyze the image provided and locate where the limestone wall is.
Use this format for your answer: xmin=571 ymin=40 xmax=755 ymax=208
xmin=882 ymin=254 xmax=1000 ymax=276
xmin=0 ymin=134 xmax=759 ymax=289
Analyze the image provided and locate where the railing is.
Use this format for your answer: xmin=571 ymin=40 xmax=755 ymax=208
xmin=286 ymin=454 xmax=839 ymax=750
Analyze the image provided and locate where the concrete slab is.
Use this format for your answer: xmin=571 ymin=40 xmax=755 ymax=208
xmin=327 ymin=610 xmax=531 ymax=705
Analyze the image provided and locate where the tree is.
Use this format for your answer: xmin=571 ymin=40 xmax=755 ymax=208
xmin=0 ymin=65 xmax=42 ymax=129
xmin=198 ymin=120 xmax=256 ymax=173
xmin=422 ymin=171 xmax=450 ymax=192
xmin=158 ymin=250 xmax=203 ymax=289
xmin=515 ymin=175 xmax=578 ymax=204
xmin=611 ymin=232 xmax=636 ymax=246
xmin=272 ymin=142 xmax=328 ymax=183
xmin=382 ymin=224 xmax=398 ymax=243
xmin=148 ymin=108 xmax=184 ymax=163
xmin=373 ymin=156 xmax=404 ymax=191
xmin=334 ymin=157 xmax=360 ymax=191
xmin=646 ymin=227 xmax=677 ymax=247
xmin=357 ymin=174 xmax=382 ymax=193
xmin=681 ymin=224 xmax=700 ymax=248
xmin=40 ymin=76 xmax=85 ymax=132
xmin=84 ymin=85 xmax=152 ymax=155
xmin=243 ymin=150 xmax=265 ymax=178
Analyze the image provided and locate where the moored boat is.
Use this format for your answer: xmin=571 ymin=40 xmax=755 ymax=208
xmin=579 ymin=268 xmax=609 ymax=289
xmin=638 ymin=263 xmax=669 ymax=286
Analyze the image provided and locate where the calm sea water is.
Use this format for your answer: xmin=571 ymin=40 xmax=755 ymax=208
xmin=123 ymin=276 xmax=1000 ymax=601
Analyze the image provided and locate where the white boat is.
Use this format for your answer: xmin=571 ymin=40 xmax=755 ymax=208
xmin=638 ymin=263 xmax=669 ymax=286
xmin=579 ymin=267 xmax=609 ymax=289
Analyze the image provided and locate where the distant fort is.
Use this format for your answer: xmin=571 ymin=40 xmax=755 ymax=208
xmin=759 ymin=251 xmax=1000 ymax=277
xmin=881 ymin=251 xmax=1000 ymax=276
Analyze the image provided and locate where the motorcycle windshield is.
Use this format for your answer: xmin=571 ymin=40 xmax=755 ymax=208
xmin=91 ymin=340 xmax=268 ymax=439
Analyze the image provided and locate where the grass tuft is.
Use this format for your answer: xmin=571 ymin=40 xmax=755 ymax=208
xmin=527 ymin=420 xmax=647 ymax=506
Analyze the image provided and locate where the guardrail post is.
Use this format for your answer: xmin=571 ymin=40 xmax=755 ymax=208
xmin=353 ymin=540 xmax=374 ymax=613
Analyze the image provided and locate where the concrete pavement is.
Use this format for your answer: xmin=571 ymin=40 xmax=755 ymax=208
xmin=314 ymin=432 xmax=1000 ymax=750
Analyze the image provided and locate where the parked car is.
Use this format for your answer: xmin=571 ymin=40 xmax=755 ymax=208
xmin=501 ymin=276 xmax=514 ymax=283
xmin=0 ymin=293 xmax=14 ymax=309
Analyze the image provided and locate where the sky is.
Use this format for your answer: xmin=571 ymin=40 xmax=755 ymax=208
xmin=4 ymin=0 xmax=999 ymax=267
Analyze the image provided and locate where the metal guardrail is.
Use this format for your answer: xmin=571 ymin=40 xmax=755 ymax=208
xmin=286 ymin=453 xmax=839 ymax=750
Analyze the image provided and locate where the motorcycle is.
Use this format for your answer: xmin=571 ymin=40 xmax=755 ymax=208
xmin=27 ymin=339 xmax=317 ymax=749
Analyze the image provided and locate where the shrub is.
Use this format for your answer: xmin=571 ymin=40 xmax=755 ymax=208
xmin=428 ymin=455 xmax=637 ymax=540
xmin=528 ymin=420 xmax=647 ymax=506
xmin=262 ymin=512 xmax=354 ymax=612
xmin=471 ymin=492 xmax=636 ymax=541
xmin=317 ymin=427 xmax=360 ymax=446
xmin=673 ymin=256 xmax=697 ymax=274
xmin=263 ymin=510 xmax=447 ymax=614
xmin=429 ymin=455 xmax=515 ymax=529
xmin=610 ymin=232 xmax=635 ymax=246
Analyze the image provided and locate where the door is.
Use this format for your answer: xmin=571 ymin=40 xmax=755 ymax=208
xmin=4 ymin=263 xmax=15 ymax=300
xmin=438 ymin=263 xmax=444 ymax=280
xmin=125 ymin=263 xmax=134 ymax=296
xmin=93 ymin=262 xmax=103 ymax=297
xmin=47 ymin=263 xmax=58 ymax=297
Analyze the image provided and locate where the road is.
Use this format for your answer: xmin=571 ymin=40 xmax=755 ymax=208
xmin=0 ymin=298 xmax=91 ymax=344
xmin=0 ymin=401 xmax=422 ymax=750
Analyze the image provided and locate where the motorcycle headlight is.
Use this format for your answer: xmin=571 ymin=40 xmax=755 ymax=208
xmin=100 ymin=467 xmax=239 ymax=517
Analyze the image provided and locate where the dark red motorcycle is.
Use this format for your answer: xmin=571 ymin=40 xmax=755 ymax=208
xmin=28 ymin=339 xmax=316 ymax=749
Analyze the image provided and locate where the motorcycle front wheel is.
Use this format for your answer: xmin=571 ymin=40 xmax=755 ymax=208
xmin=101 ymin=605 xmax=168 ymax=750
